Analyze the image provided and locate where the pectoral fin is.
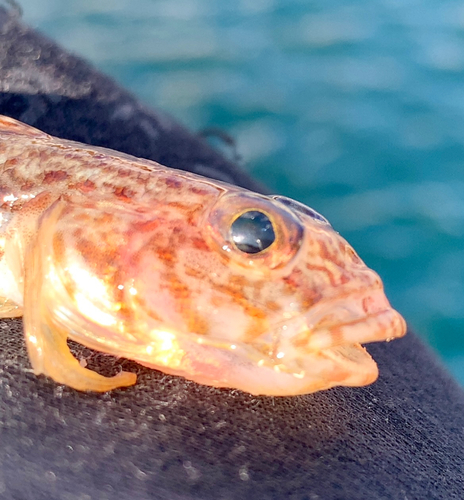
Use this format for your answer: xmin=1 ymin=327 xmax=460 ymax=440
xmin=23 ymin=199 xmax=137 ymax=392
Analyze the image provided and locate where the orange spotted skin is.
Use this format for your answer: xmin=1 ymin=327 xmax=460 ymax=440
xmin=0 ymin=115 xmax=406 ymax=395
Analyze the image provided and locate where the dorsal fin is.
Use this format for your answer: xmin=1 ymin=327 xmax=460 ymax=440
xmin=0 ymin=115 xmax=48 ymax=138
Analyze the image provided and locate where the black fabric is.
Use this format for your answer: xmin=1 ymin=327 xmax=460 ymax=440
xmin=0 ymin=7 xmax=463 ymax=500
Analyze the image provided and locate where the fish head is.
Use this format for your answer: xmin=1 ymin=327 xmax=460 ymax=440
xmin=123 ymin=188 xmax=406 ymax=395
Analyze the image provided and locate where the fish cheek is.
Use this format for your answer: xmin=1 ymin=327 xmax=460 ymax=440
xmin=126 ymin=229 xmax=201 ymax=335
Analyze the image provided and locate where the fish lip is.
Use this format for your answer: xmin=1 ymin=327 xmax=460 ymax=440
xmin=304 ymin=287 xmax=391 ymax=328
xmin=277 ymin=288 xmax=407 ymax=353
xmin=303 ymin=303 xmax=407 ymax=351
xmin=312 ymin=305 xmax=403 ymax=334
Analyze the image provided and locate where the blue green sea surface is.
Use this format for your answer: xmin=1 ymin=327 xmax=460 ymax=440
xmin=17 ymin=0 xmax=464 ymax=384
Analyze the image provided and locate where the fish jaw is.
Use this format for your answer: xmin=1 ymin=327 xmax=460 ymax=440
xmin=137 ymin=337 xmax=380 ymax=397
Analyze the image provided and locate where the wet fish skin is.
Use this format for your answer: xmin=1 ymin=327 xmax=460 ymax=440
xmin=0 ymin=115 xmax=406 ymax=395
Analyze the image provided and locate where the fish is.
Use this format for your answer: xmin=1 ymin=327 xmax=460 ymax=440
xmin=0 ymin=115 xmax=406 ymax=396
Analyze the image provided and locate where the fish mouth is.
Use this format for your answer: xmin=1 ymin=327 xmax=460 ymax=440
xmin=240 ymin=289 xmax=407 ymax=394
xmin=295 ymin=289 xmax=407 ymax=352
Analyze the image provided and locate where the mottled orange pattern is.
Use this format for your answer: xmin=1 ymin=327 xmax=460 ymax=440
xmin=0 ymin=115 xmax=406 ymax=395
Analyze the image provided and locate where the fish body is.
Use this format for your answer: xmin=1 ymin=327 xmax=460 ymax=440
xmin=0 ymin=115 xmax=406 ymax=395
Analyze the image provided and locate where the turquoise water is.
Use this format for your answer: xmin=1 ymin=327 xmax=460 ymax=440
xmin=18 ymin=0 xmax=464 ymax=384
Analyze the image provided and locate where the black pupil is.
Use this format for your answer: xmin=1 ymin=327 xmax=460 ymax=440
xmin=230 ymin=211 xmax=276 ymax=254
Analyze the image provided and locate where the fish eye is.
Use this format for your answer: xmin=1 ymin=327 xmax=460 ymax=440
xmin=271 ymin=196 xmax=330 ymax=225
xmin=230 ymin=210 xmax=276 ymax=254
xmin=206 ymin=192 xmax=304 ymax=270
